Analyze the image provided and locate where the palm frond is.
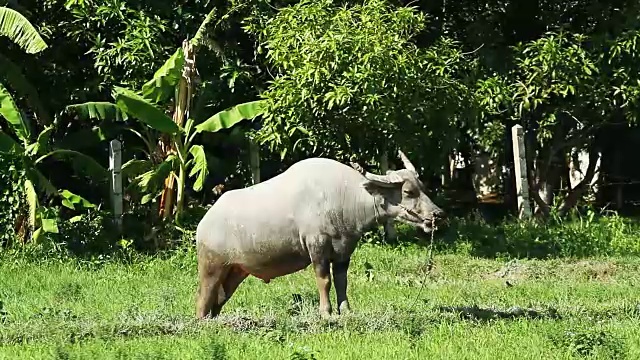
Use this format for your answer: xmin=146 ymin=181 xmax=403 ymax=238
xmin=0 ymin=53 xmax=50 ymax=124
xmin=0 ymin=7 xmax=47 ymax=54
xmin=0 ymin=82 xmax=30 ymax=143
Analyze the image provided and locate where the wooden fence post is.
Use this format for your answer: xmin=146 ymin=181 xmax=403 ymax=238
xmin=109 ymin=139 xmax=123 ymax=233
xmin=511 ymin=125 xmax=531 ymax=218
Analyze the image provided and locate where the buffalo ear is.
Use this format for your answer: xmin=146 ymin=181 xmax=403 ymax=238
xmin=361 ymin=172 xmax=404 ymax=193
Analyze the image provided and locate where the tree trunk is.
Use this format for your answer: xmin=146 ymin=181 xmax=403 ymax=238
xmin=535 ymin=154 xmax=563 ymax=213
xmin=379 ymin=151 xmax=397 ymax=242
xmin=158 ymin=40 xmax=195 ymax=220
xmin=524 ymin=129 xmax=551 ymax=217
xmin=527 ymin=123 xmax=567 ymax=217
xmin=559 ymin=145 xmax=599 ymax=215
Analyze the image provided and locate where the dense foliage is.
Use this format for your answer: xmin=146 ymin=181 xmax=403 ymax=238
xmin=247 ymin=0 xmax=475 ymax=171
xmin=4 ymin=4 xmax=640 ymax=358
xmin=2 ymin=0 xmax=640 ymax=253
xmin=0 ymin=154 xmax=25 ymax=247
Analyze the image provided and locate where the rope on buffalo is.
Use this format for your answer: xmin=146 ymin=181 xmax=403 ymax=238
xmin=407 ymin=217 xmax=437 ymax=312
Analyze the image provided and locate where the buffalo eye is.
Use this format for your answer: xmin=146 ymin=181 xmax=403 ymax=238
xmin=403 ymin=188 xmax=418 ymax=197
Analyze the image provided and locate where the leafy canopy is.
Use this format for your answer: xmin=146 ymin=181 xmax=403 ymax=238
xmin=474 ymin=29 xmax=640 ymax=155
xmin=247 ymin=0 xmax=473 ymax=165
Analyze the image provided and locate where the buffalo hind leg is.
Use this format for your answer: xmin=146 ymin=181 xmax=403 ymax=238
xmin=217 ymin=265 xmax=249 ymax=310
xmin=196 ymin=257 xmax=229 ymax=319
xmin=312 ymin=259 xmax=332 ymax=318
xmin=332 ymin=259 xmax=351 ymax=314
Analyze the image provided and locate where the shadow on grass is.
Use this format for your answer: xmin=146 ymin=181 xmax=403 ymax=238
xmin=435 ymin=305 xmax=562 ymax=322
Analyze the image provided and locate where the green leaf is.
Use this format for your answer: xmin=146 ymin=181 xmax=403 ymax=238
xmin=187 ymin=145 xmax=208 ymax=192
xmin=61 ymin=198 xmax=74 ymax=209
xmin=37 ymin=149 xmax=108 ymax=181
xmin=64 ymin=0 xmax=86 ymax=10
xmin=41 ymin=218 xmax=59 ymax=233
xmin=65 ymin=102 xmax=129 ymax=122
xmin=141 ymin=47 xmax=185 ymax=104
xmin=57 ymin=125 xmax=123 ymax=150
xmin=59 ymin=189 xmax=95 ymax=210
xmin=31 ymin=227 xmax=42 ymax=242
xmin=184 ymin=118 xmax=195 ymax=139
xmin=134 ymin=154 xmax=177 ymax=192
xmin=0 ymin=7 xmax=48 ymax=54
xmin=0 ymin=53 xmax=50 ymax=124
xmin=0 ymin=129 xmax=23 ymax=153
xmin=194 ymin=100 xmax=266 ymax=134
xmin=0 ymin=82 xmax=30 ymax=142
xmin=113 ymin=86 xmax=180 ymax=135
xmin=141 ymin=190 xmax=162 ymax=205
xmin=122 ymin=159 xmax=153 ymax=179
xmin=62 ymin=103 xmax=127 ymax=149
xmin=26 ymin=167 xmax=57 ymax=197
xmin=33 ymin=126 xmax=53 ymax=156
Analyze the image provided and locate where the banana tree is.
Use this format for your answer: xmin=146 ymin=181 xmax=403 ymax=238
xmin=0 ymin=83 xmax=108 ymax=242
xmin=148 ymin=6 xmax=253 ymax=221
xmin=113 ymin=86 xmax=265 ymax=222
xmin=64 ymin=90 xmax=265 ymax=223
xmin=1 ymin=8 xmax=106 ymax=241
xmin=67 ymin=7 xmax=266 ymax=223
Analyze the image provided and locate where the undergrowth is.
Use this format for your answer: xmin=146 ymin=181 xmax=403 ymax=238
xmin=376 ymin=206 xmax=640 ymax=259
xmin=2 ymin=202 xmax=640 ymax=263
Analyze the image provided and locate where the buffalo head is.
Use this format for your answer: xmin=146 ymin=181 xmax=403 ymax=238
xmin=351 ymin=150 xmax=445 ymax=233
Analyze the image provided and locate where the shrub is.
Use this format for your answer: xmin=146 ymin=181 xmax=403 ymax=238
xmin=0 ymin=154 xmax=26 ymax=247
xmin=436 ymin=208 xmax=640 ymax=259
xmin=41 ymin=207 xmax=119 ymax=258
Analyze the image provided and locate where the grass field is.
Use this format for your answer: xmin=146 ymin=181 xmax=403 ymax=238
xmin=1 ymin=242 xmax=640 ymax=359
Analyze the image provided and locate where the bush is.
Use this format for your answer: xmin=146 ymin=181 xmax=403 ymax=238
xmin=0 ymin=154 xmax=26 ymax=247
xmin=35 ymin=207 xmax=119 ymax=258
xmin=436 ymin=208 xmax=640 ymax=259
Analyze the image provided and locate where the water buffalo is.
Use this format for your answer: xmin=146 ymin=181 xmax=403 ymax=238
xmin=195 ymin=150 xmax=445 ymax=319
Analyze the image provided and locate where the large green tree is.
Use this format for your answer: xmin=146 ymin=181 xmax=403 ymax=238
xmin=247 ymin=0 xmax=476 ymax=175
xmin=475 ymin=27 xmax=640 ymax=216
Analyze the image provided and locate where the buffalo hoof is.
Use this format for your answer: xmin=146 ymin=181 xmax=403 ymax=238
xmin=319 ymin=308 xmax=332 ymax=319
xmin=338 ymin=301 xmax=351 ymax=315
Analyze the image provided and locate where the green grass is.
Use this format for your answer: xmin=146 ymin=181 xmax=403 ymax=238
xmin=1 ymin=243 xmax=640 ymax=359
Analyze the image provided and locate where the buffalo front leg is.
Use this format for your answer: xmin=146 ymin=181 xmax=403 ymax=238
xmin=312 ymin=260 xmax=332 ymax=318
xmin=196 ymin=265 xmax=229 ymax=319
xmin=332 ymin=259 xmax=351 ymax=314
xmin=195 ymin=250 xmax=230 ymax=319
